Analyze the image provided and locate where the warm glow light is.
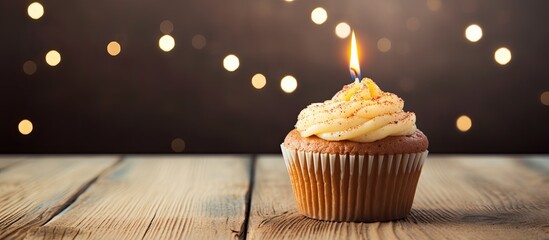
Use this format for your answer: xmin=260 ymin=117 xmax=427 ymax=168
xmin=406 ymin=17 xmax=421 ymax=31
xmin=311 ymin=7 xmax=327 ymax=25
xmin=252 ymin=73 xmax=267 ymax=89
xmin=349 ymin=31 xmax=361 ymax=81
xmin=541 ymin=91 xmax=549 ymax=106
xmin=465 ymin=24 xmax=483 ymax=42
xmin=171 ymin=138 xmax=185 ymax=152
xmin=426 ymin=0 xmax=441 ymax=11
xmin=27 ymin=2 xmax=44 ymax=20
xmin=335 ymin=22 xmax=351 ymax=39
xmin=456 ymin=115 xmax=472 ymax=132
xmin=284 ymin=0 xmax=294 ymax=2
xmin=107 ymin=41 xmax=121 ymax=56
xmin=223 ymin=54 xmax=240 ymax=72
xmin=280 ymin=75 xmax=297 ymax=93
xmin=45 ymin=50 xmax=61 ymax=66
xmin=192 ymin=34 xmax=206 ymax=49
xmin=494 ymin=47 xmax=512 ymax=65
xmin=23 ymin=61 xmax=37 ymax=75
xmin=18 ymin=119 xmax=33 ymax=135
xmin=160 ymin=20 xmax=174 ymax=34
xmin=377 ymin=38 xmax=392 ymax=53
xmin=159 ymin=35 xmax=175 ymax=52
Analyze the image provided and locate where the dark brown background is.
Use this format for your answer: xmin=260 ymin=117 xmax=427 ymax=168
xmin=1 ymin=0 xmax=548 ymax=153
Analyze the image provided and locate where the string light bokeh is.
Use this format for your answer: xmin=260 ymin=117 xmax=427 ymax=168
xmin=2 ymin=0 xmax=548 ymax=153
xmin=18 ymin=120 xmax=33 ymax=135
xmin=158 ymin=35 xmax=175 ymax=52
xmin=27 ymin=2 xmax=44 ymax=20
xmin=335 ymin=22 xmax=351 ymax=39
xmin=223 ymin=55 xmax=240 ymax=72
xmin=23 ymin=61 xmax=37 ymax=75
xmin=45 ymin=50 xmax=61 ymax=67
xmin=465 ymin=24 xmax=483 ymax=42
xmin=280 ymin=75 xmax=298 ymax=93
xmin=494 ymin=47 xmax=512 ymax=65
xmin=456 ymin=115 xmax=473 ymax=132
xmin=251 ymin=74 xmax=267 ymax=90
xmin=106 ymin=41 xmax=121 ymax=56
xmin=311 ymin=7 xmax=328 ymax=25
xmin=377 ymin=38 xmax=392 ymax=53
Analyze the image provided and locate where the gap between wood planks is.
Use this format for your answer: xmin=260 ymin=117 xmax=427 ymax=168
xmin=239 ymin=154 xmax=257 ymax=240
xmin=27 ymin=155 xmax=259 ymax=240
xmin=29 ymin=156 xmax=125 ymax=230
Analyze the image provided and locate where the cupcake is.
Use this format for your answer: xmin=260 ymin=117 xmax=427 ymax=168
xmin=281 ymin=78 xmax=428 ymax=222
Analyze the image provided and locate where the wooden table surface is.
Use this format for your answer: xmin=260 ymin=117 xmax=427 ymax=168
xmin=0 ymin=155 xmax=547 ymax=239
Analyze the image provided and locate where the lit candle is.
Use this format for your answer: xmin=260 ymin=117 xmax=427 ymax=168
xmin=349 ymin=31 xmax=361 ymax=83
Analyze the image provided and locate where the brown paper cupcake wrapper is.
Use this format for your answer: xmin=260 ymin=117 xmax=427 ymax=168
xmin=281 ymin=144 xmax=428 ymax=222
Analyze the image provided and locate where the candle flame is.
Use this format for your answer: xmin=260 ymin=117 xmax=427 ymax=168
xmin=349 ymin=31 xmax=361 ymax=83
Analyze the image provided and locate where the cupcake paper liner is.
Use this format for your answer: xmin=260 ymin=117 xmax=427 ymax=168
xmin=281 ymin=144 xmax=428 ymax=222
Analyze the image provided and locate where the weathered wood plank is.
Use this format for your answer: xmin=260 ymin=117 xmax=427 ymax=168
xmin=248 ymin=155 xmax=549 ymax=239
xmin=0 ymin=156 xmax=119 ymax=239
xmin=25 ymin=155 xmax=252 ymax=239
xmin=0 ymin=157 xmax=26 ymax=170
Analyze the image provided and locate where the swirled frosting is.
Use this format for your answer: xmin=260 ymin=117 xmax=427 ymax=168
xmin=295 ymin=78 xmax=417 ymax=142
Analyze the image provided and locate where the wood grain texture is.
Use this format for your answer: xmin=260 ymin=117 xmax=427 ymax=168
xmin=0 ymin=156 xmax=119 ymax=239
xmin=0 ymin=157 xmax=26 ymax=170
xmin=247 ymin=155 xmax=549 ymax=240
xmin=25 ymin=155 xmax=252 ymax=240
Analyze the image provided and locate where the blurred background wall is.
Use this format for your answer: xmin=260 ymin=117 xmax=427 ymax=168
xmin=1 ymin=0 xmax=548 ymax=153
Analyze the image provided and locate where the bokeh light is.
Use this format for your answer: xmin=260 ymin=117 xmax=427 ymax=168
xmin=465 ymin=24 xmax=483 ymax=42
xmin=311 ymin=7 xmax=327 ymax=25
xmin=45 ymin=50 xmax=61 ymax=66
xmin=251 ymin=73 xmax=267 ymax=89
xmin=456 ymin=115 xmax=472 ymax=132
xmin=280 ymin=75 xmax=297 ymax=93
xmin=335 ymin=22 xmax=351 ymax=39
xmin=406 ymin=17 xmax=421 ymax=31
xmin=192 ymin=34 xmax=206 ymax=50
xmin=494 ymin=47 xmax=512 ymax=65
xmin=426 ymin=0 xmax=441 ymax=11
xmin=171 ymin=138 xmax=185 ymax=152
xmin=377 ymin=38 xmax=392 ymax=53
xmin=160 ymin=20 xmax=174 ymax=34
xmin=540 ymin=91 xmax=549 ymax=106
xmin=18 ymin=119 xmax=33 ymax=135
xmin=159 ymin=35 xmax=175 ymax=52
xmin=23 ymin=61 xmax=37 ymax=75
xmin=223 ymin=54 xmax=240 ymax=72
xmin=107 ymin=41 xmax=121 ymax=56
xmin=27 ymin=2 xmax=44 ymax=20
xmin=5 ymin=0 xmax=547 ymax=154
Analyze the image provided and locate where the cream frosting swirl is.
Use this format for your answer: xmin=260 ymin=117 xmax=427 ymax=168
xmin=295 ymin=78 xmax=417 ymax=142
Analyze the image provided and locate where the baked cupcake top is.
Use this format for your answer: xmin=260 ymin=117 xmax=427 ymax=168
xmin=295 ymin=78 xmax=417 ymax=143
xmin=284 ymin=129 xmax=427 ymax=155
